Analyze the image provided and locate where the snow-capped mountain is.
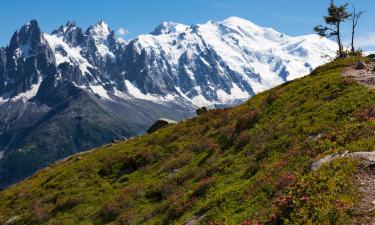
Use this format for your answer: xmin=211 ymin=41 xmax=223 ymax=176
xmin=0 ymin=17 xmax=336 ymax=107
xmin=0 ymin=17 xmax=336 ymax=188
xmin=124 ymin=17 xmax=336 ymax=106
xmin=58 ymin=17 xmax=336 ymax=106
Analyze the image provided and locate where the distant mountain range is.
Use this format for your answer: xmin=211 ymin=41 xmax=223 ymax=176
xmin=0 ymin=17 xmax=336 ymax=188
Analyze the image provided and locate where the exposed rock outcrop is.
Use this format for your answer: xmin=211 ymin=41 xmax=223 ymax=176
xmin=355 ymin=61 xmax=367 ymax=70
xmin=311 ymin=151 xmax=375 ymax=171
xmin=146 ymin=118 xmax=177 ymax=134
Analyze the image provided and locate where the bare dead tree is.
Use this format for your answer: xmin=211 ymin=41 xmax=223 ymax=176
xmin=350 ymin=6 xmax=365 ymax=54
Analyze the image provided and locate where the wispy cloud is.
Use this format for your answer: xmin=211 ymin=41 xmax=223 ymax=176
xmin=356 ymin=32 xmax=375 ymax=48
xmin=117 ymin=27 xmax=129 ymax=36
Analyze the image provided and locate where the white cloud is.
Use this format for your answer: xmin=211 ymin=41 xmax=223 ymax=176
xmin=117 ymin=27 xmax=129 ymax=36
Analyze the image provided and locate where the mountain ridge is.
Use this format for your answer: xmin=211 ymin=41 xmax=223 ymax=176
xmin=0 ymin=17 xmax=337 ymax=107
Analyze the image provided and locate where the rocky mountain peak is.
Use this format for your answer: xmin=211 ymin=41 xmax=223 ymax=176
xmin=19 ymin=20 xmax=42 ymax=39
xmin=86 ymin=20 xmax=112 ymax=41
xmin=0 ymin=20 xmax=56 ymax=100
xmin=51 ymin=21 xmax=85 ymax=47
xmin=8 ymin=20 xmax=44 ymax=57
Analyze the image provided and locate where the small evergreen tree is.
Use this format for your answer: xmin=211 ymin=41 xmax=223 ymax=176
xmin=314 ymin=0 xmax=352 ymax=58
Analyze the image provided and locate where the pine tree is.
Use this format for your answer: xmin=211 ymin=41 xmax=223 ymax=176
xmin=314 ymin=0 xmax=352 ymax=58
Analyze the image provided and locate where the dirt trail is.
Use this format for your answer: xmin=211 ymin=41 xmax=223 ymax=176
xmin=354 ymin=166 xmax=375 ymax=225
xmin=343 ymin=61 xmax=375 ymax=88
xmin=342 ymin=61 xmax=375 ymax=224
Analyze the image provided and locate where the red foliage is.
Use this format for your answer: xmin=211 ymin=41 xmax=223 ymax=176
xmin=356 ymin=105 xmax=375 ymax=121
xmin=286 ymin=174 xmax=296 ymax=180
xmin=241 ymin=219 xmax=252 ymax=225
xmin=235 ymin=109 xmax=260 ymax=132
xmin=31 ymin=201 xmax=48 ymax=223
xmin=341 ymin=79 xmax=355 ymax=86
xmin=235 ymin=131 xmax=251 ymax=147
xmin=241 ymin=220 xmax=261 ymax=225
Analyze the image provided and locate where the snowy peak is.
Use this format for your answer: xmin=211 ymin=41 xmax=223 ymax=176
xmin=221 ymin=16 xmax=263 ymax=31
xmin=52 ymin=21 xmax=85 ymax=47
xmin=86 ymin=20 xmax=112 ymax=42
xmin=6 ymin=19 xmax=54 ymax=64
xmin=45 ymin=19 xmax=125 ymax=84
xmin=196 ymin=17 xmax=289 ymax=47
xmin=151 ymin=21 xmax=189 ymax=35
xmin=83 ymin=20 xmax=119 ymax=60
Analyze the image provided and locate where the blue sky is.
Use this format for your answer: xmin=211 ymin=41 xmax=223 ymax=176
xmin=0 ymin=0 xmax=374 ymax=50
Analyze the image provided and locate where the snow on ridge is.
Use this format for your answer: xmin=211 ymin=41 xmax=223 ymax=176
xmin=89 ymin=85 xmax=110 ymax=99
xmin=87 ymin=20 xmax=111 ymax=41
xmin=0 ymin=97 xmax=7 ymax=105
xmin=0 ymin=76 xmax=44 ymax=104
xmin=95 ymin=41 xmax=115 ymax=59
xmin=152 ymin=21 xmax=189 ymax=35
xmin=221 ymin=16 xmax=264 ymax=33
xmin=87 ymin=21 xmax=117 ymax=59
xmin=123 ymin=80 xmax=175 ymax=102
xmin=44 ymin=33 xmax=93 ymax=75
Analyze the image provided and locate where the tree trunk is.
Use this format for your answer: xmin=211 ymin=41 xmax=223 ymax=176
xmin=337 ymin=22 xmax=343 ymax=57
xmin=351 ymin=11 xmax=356 ymax=54
xmin=351 ymin=29 xmax=355 ymax=54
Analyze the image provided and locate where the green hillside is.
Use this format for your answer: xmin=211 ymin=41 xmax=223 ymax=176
xmin=1 ymin=58 xmax=374 ymax=224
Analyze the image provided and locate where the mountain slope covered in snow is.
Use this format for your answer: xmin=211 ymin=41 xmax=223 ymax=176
xmin=128 ymin=17 xmax=336 ymax=106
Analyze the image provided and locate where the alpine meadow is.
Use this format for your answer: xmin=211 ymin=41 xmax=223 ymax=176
xmin=0 ymin=1 xmax=374 ymax=225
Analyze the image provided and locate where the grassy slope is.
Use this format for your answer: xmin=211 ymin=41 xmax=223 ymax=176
xmin=1 ymin=58 xmax=375 ymax=224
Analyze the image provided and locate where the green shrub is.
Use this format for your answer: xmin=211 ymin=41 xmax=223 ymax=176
xmin=196 ymin=107 xmax=208 ymax=115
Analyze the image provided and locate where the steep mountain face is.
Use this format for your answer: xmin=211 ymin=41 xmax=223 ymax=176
xmin=0 ymin=17 xmax=336 ymax=188
xmin=0 ymin=20 xmax=56 ymax=101
xmin=124 ymin=17 xmax=336 ymax=106
xmin=0 ymin=59 xmax=374 ymax=224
